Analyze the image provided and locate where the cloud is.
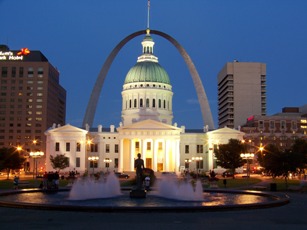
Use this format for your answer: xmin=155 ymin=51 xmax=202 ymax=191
xmin=186 ymin=99 xmax=199 ymax=105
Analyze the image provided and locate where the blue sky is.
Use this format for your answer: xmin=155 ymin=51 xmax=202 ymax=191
xmin=1 ymin=0 xmax=307 ymax=129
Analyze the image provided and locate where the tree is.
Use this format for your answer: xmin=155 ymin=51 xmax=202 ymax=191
xmin=290 ymin=139 xmax=307 ymax=171
xmin=50 ymin=154 xmax=69 ymax=172
xmin=0 ymin=147 xmax=26 ymax=179
xmin=258 ymin=144 xmax=306 ymax=187
xmin=214 ymin=139 xmax=245 ymax=178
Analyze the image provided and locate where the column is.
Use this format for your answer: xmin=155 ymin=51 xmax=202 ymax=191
xmin=119 ymin=139 xmax=124 ymax=172
xmin=208 ymin=141 xmax=214 ymax=170
xmin=164 ymin=140 xmax=169 ymax=171
xmin=175 ymin=139 xmax=180 ymax=173
xmin=153 ymin=139 xmax=157 ymax=171
xmin=142 ymin=139 xmax=147 ymax=167
xmin=130 ymin=139 xmax=134 ymax=171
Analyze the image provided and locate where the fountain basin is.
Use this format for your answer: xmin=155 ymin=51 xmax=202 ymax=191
xmin=0 ymin=188 xmax=289 ymax=212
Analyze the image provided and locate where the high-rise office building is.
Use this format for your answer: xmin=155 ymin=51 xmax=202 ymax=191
xmin=0 ymin=45 xmax=66 ymax=169
xmin=217 ymin=61 xmax=266 ymax=129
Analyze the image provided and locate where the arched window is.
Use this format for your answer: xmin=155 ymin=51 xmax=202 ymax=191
xmin=158 ymin=99 xmax=161 ymax=108
xmin=129 ymin=100 xmax=132 ymax=108
xmin=153 ymin=99 xmax=156 ymax=108
xmin=163 ymin=100 xmax=166 ymax=109
xmin=146 ymin=98 xmax=150 ymax=107
xmin=140 ymin=99 xmax=143 ymax=107
xmin=134 ymin=99 xmax=137 ymax=108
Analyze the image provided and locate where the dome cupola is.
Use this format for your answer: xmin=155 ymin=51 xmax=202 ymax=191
xmin=121 ymin=29 xmax=174 ymax=126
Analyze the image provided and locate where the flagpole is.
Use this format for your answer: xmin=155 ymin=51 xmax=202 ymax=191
xmin=147 ymin=0 xmax=150 ymax=29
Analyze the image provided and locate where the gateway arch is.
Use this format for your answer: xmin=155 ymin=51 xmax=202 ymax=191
xmin=82 ymin=29 xmax=215 ymax=130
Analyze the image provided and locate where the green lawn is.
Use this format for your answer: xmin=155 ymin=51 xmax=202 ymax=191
xmin=0 ymin=179 xmax=69 ymax=190
xmin=0 ymin=177 xmax=302 ymax=191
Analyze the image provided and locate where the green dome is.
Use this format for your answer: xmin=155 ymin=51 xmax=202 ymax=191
xmin=124 ymin=61 xmax=170 ymax=84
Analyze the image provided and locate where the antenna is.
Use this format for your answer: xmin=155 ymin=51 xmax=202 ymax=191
xmin=147 ymin=0 xmax=150 ymax=29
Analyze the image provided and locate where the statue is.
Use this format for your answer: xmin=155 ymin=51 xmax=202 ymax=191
xmin=134 ymin=153 xmax=144 ymax=189
xmin=130 ymin=153 xmax=146 ymax=198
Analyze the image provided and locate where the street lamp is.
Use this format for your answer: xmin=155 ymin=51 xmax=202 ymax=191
xmin=88 ymin=156 xmax=99 ymax=174
xmin=192 ymin=157 xmax=203 ymax=178
xmin=104 ymin=158 xmax=112 ymax=172
xmin=240 ymin=153 xmax=254 ymax=177
xmin=29 ymin=151 xmax=44 ymax=179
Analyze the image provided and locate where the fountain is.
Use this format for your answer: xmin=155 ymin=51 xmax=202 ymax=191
xmin=68 ymin=172 xmax=122 ymax=200
xmin=0 ymin=172 xmax=290 ymax=212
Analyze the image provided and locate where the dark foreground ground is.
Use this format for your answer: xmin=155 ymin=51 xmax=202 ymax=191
xmin=0 ymin=192 xmax=306 ymax=230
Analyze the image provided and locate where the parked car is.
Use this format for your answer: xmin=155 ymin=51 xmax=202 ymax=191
xmin=115 ymin=172 xmax=130 ymax=179
xmin=222 ymin=170 xmax=236 ymax=178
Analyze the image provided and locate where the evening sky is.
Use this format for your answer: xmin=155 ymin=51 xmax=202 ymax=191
xmin=1 ymin=0 xmax=306 ymax=129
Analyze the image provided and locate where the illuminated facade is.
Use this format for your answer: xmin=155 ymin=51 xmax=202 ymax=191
xmin=45 ymin=32 xmax=243 ymax=174
xmin=0 ymin=45 xmax=66 ymax=171
xmin=241 ymin=106 xmax=307 ymax=151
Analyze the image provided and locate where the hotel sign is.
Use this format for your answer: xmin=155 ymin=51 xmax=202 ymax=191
xmin=0 ymin=48 xmax=30 ymax=61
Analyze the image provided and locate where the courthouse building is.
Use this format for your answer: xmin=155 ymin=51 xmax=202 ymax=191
xmin=45 ymin=30 xmax=243 ymax=174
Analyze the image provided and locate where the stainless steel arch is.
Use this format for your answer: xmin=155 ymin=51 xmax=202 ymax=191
xmin=82 ymin=29 xmax=215 ymax=130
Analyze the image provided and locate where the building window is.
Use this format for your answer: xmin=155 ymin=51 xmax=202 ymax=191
xmin=1 ymin=67 xmax=8 ymax=77
xmin=27 ymin=67 xmax=34 ymax=77
xmin=281 ymin=120 xmax=286 ymax=130
xmin=37 ymin=67 xmax=44 ymax=77
xmin=140 ymin=99 xmax=143 ymax=107
xmin=185 ymin=145 xmax=189 ymax=154
xmin=259 ymin=120 xmax=264 ymax=129
xmin=153 ymin=99 xmax=156 ymax=108
xmin=158 ymin=142 xmax=163 ymax=150
xmin=55 ymin=142 xmax=60 ymax=151
xmin=115 ymin=144 xmax=119 ymax=153
xmin=197 ymin=145 xmax=203 ymax=153
xmin=134 ymin=99 xmax=137 ymax=108
xmin=106 ymin=144 xmax=110 ymax=153
xmin=90 ymin=160 xmax=98 ymax=168
xmin=135 ymin=142 xmax=139 ymax=149
xmin=269 ymin=120 xmax=275 ymax=130
xmin=146 ymin=98 xmax=150 ymax=107
xmin=114 ymin=158 xmax=118 ymax=168
xmin=66 ymin=142 xmax=70 ymax=152
xmin=185 ymin=159 xmax=191 ymax=169
xmin=147 ymin=142 xmax=151 ymax=150
xmin=76 ymin=142 xmax=81 ymax=152
xmin=104 ymin=158 xmax=110 ymax=168
xmin=159 ymin=99 xmax=161 ymax=108
xmin=90 ymin=144 xmax=98 ymax=152
xmin=76 ymin=157 xmax=80 ymax=167
xmin=163 ymin=100 xmax=166 ymax=109
xmin=291 ymin=120 xmax=297 ymax=130
xmin=198 ymin=160 xmax=204 ymax=169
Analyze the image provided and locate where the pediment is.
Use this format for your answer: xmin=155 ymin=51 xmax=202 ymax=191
xmin=45 ymin=124 xmax=88 ymax=134
xmin=207 ymin=127 xmax=245 ymax=135
xmin=117 ymin=119 xmax=181 ymax=131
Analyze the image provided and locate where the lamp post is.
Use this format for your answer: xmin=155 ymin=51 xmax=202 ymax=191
xmin=192 ymin=157 xmax=203 ymax=179
xmin=29 ymin=151 xmax=44 ymax=179
xmin=88 ymin=156 xmax=99 ymax=174
xmin=240 ymin=153 xmax=254 ymax=177
xmin=104 ymin=158 xmax=112 ymax=172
